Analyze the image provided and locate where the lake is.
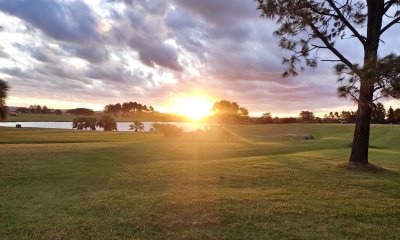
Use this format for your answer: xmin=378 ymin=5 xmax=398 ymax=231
xmin=0 ymin=122 xmax=211 ymax=132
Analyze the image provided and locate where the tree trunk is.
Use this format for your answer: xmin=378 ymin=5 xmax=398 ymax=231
xmin=348 ymin=0 xmax=384 ymax=166
xmin=348 ymin=82 xmax=374 ymax=165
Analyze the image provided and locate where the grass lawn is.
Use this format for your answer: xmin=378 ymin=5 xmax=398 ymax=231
xmin=1 ymin=124 xmax=399 ymax=239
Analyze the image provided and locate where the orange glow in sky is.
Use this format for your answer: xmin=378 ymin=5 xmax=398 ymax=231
xmin=168 ymin=95 xmax=214 ymax=121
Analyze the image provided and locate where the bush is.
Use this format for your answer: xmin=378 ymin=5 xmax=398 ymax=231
xmin=157 ymin=124 xmax=183 ymax=137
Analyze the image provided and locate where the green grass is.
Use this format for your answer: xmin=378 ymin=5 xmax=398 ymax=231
xmin=1 ymin=124 xmax=400 ymax=239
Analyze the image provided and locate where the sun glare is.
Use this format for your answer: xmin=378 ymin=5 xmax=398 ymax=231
xmin=170 ymin=95 xmax=214 ymax=121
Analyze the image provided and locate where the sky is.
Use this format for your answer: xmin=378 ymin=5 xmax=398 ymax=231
xmin=0 ymin=0 xmax=399 ymax=117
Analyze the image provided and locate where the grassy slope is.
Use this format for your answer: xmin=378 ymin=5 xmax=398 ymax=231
xmin=1 ymin=124 xmax=399 ymax=239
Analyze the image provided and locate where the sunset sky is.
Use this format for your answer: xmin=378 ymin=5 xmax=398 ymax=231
xmin=0 ymin=0 xmax=399 ymax=116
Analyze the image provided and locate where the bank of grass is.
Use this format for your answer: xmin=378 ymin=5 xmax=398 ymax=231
xmin=1 ymin=124 xmax=399 ymax=239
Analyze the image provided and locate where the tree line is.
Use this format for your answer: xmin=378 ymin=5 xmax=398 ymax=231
xmin=254 ymin=104 xmax=400 ymax=124
xmin=15 ymin=105 xmax=62 ymax=115
xmin=104 ymin=101 xmax=155 ymax=116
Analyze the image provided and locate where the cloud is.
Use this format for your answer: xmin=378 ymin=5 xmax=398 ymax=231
xmin=3 ymin=0 xmax=397 ymax=114
xmin=0 ymin=0 xmax=101 ymax=43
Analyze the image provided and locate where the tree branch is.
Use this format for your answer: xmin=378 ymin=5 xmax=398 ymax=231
xmin=380 ymin=16 xmax=400 ymax=34
xmin=326 ymin=0 xmax=366 ymax=45
xmin=384 ymin=0 xmax=399 ymax=14
xmin=308 ymin=22 xmax=361 ymax=77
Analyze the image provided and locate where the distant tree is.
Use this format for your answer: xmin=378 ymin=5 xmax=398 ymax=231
xmin=29 ymin=105 xmax=36 ymax=113
xmin=255 ymin=0 xmax=400 ymax=166
xmin=42 ymin=105 xmax=50 ymax=114
xmin=259 ymin=112 xmax=273 ymax=124
xmin=340 ymin=111 xmax=357 ymax=123
xmin=149 ymin=106 xmax=155 ymax=112
xmin=129 ymin=121 xmax=144 ymax=132
xmin=97 ymin=115 xmax=117 ymax=131
xmin=394 ymin=108 xmax=400 ymax=124
xmin=66 ymin=108 xmax=95 ymax=116
xmin=104 ymin=104 xmax=122 ymax=116
xmin=299 ymin=111 xmax=315 ymax=123
xmin=131 ymin=102 xmax=138 ymax=112
xmin=54 ymin=109 xmax=62 ymax=115
xmin=136 ymin=103 xmax=144 ymax=113
xmin=0 ymin=79 xmax=10 ymax=120
xmin=371 ymin=103 xmax=386 ymax=124
xmin=273 ymin=117 xmax=297 ymax=124
xmin=35 ymin=105 xmax=42 ymax=114
xmin=16 ymin=107 xmax=29 ymax=113
xmin=72 ymin=117 xmax=97 ymax=130
xmin=386 ymin=106 xmax=395 ymax=124
xmin=323 ymin=112 xmax=339 ymax=123
xmin=122 ymin=102 xmax=131 ymax=113
xmin=212 ymin=100 xmax=249 ymax=123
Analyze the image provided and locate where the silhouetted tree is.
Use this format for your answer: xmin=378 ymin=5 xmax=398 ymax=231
xmin=394 ymin=108 xmax=400 ymax=124
xmin=256 ymin=0 xmax=400 ymax=166
xmin=371 ymin=103 xmax=386 ymax=124
xmin=72 ymin=117 xmax=97 ymax=130
xmin=104 ymin=103 xmax=122 ymax=116
xmin=42 ymin=105 xmax=50 ymax=114
xmin=387 ymin=106 xmax=395 ymax=123
xmin=212 ymin=100 xmax=249 ymax=123
xmin=299 ymin=111 xmax=315 ymax=123
xmin=54 ymin=109 xmax=62 ymax=115
xmin=259 ymin=112 xmax=273 ymax=123
xmin=0 ymin=79 xmax=10 ymax=120
xmin=66 ymin=108 xmax=95 ymax=116
xmin=97 ymin=115 xmax=117 ymax=131
xmin=129 ymin=121 xmax=144 ymax=132
xmin=340 ymin=111 xmax=357 ymax=123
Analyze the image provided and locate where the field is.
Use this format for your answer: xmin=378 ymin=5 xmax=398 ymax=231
xmin=1 ymin=124 xmax=400 ymax=239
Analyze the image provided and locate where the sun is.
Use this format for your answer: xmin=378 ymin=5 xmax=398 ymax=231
xmin=170 ymin=95 xmax=214 ymax=121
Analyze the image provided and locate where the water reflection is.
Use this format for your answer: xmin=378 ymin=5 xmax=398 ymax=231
xmin=0 ymin=122 xmax=210 ymax=132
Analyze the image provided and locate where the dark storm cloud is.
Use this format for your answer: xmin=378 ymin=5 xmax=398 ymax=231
xmin=0 ymin=0 xmax=100 ymax=43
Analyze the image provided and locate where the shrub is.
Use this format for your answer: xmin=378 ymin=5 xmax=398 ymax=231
xmin=157 ymin=124 xmax=183 ymax=137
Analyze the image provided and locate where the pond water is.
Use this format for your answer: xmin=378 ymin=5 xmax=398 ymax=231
xmin=0 ymin=122 xmax=211 ymax=132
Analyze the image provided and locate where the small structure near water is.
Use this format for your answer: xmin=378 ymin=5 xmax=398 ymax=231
xmin=16 ymin=124 xmax=21 ymax=128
